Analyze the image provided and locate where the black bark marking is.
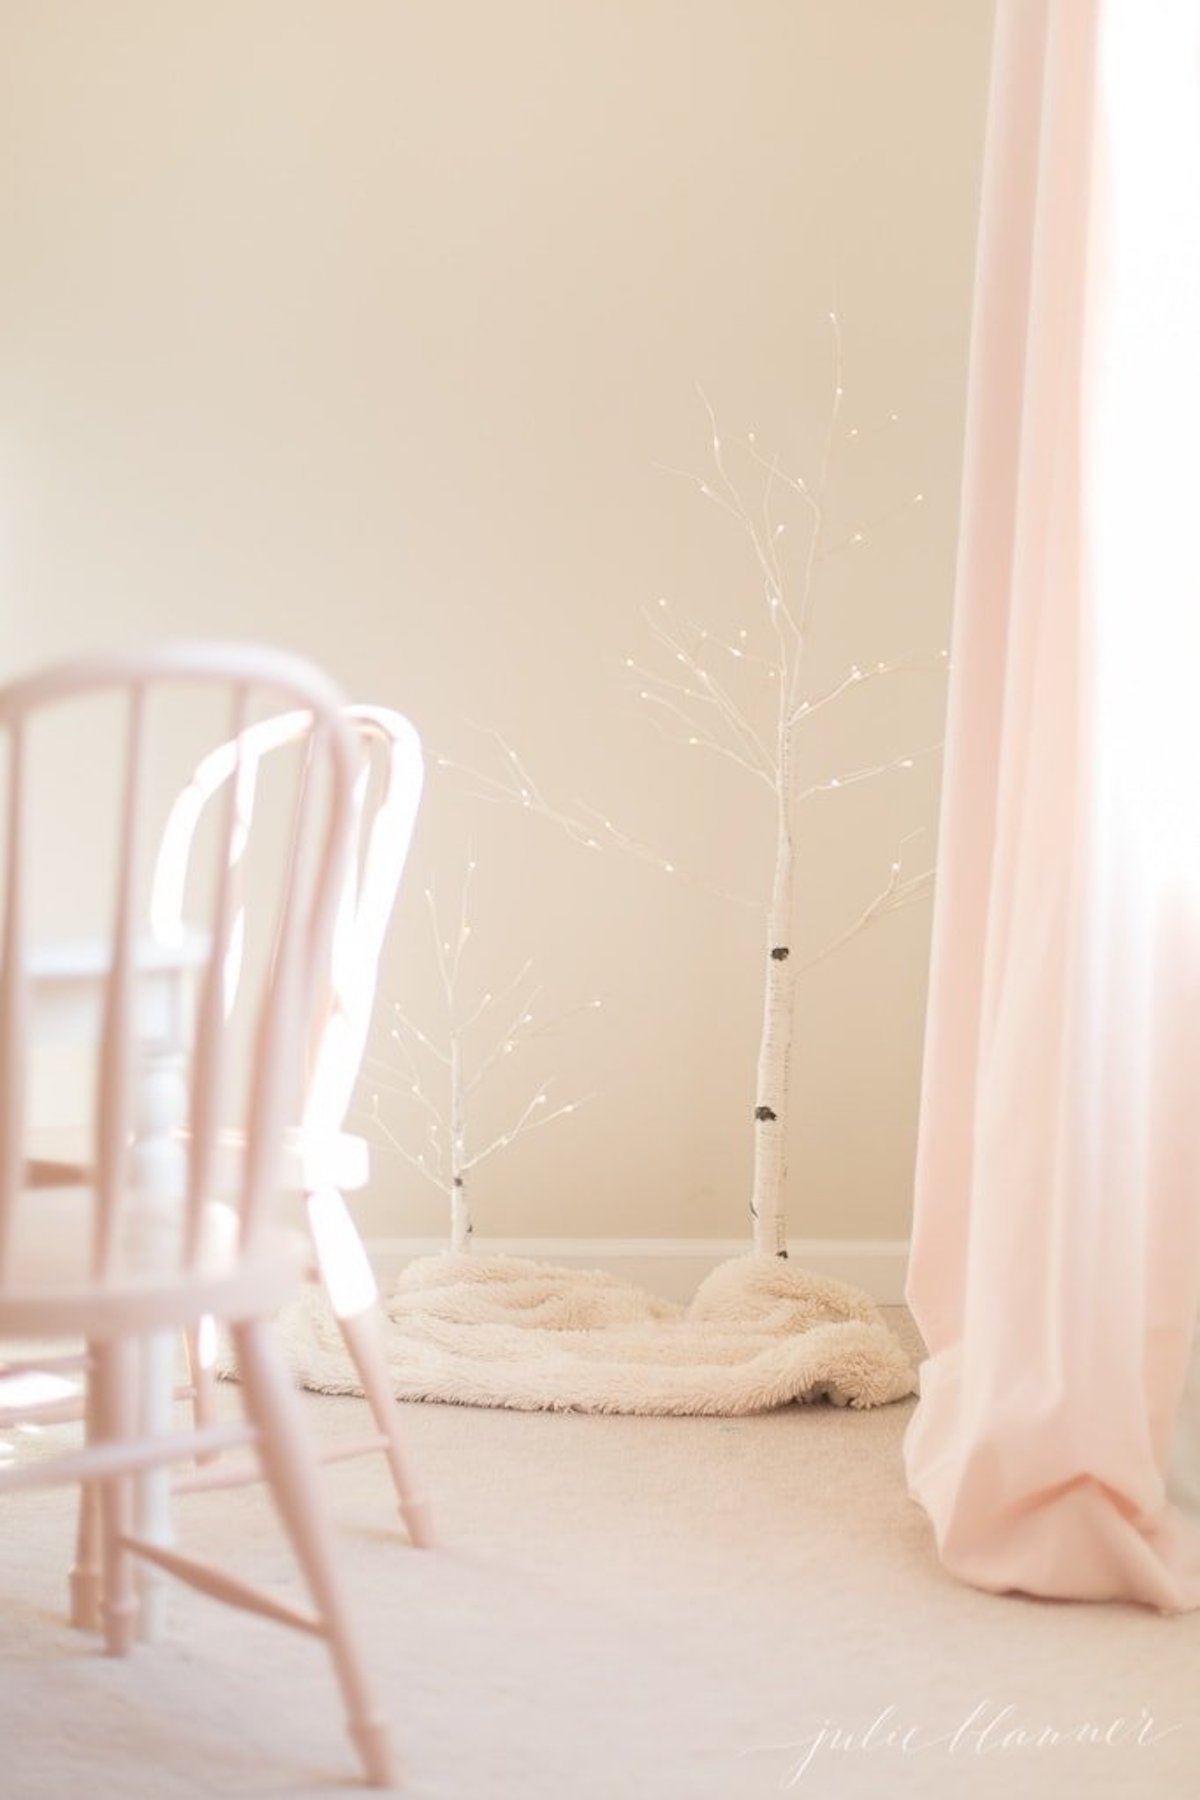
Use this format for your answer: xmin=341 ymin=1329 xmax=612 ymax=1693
xmin=755 ymin=1105 xmax=777 ymax=1122
xmin=453 ymin=1177 xmax=464 ymax=1188
xmin=770 ymin=946 xmax=790 ymax=961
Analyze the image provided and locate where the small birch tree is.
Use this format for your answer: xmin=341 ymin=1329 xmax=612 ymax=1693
xmin=367 ymin=854 xmax=598 ymax=1252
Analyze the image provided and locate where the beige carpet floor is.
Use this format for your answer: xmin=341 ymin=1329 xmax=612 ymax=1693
xmin=2 ymin=1308 xmax=1198 ymax=1800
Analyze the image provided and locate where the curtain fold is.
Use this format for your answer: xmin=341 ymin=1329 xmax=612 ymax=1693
xmin=903 ymin=0 xmax=1200 ymax=1610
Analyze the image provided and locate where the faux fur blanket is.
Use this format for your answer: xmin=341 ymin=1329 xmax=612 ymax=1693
xmin=260 ymin=1252 xmax=917 ymax=1415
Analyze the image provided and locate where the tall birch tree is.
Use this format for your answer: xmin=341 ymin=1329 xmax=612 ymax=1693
xmin=447 ymin=320 xmax=945 ymax=1254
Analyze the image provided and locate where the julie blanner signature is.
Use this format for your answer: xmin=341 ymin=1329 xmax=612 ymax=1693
xmin=747 ymin=1701 xmax=1183 ymax=1788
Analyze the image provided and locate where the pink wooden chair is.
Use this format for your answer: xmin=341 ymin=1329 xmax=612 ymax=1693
xmin=149 ymin=705 xmax=434 ymax=1547
xmin=0 ymin=644 xmax=395 ymax=1788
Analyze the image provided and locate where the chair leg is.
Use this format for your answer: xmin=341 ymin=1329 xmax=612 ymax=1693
xmin=186 ymin=1321 xmax=220 ymax=1463
xmin=94 ymin=1338 xmax=140 ymax=1656
xmin=70 ymin=1484 xmax=103 ymax=1630
xmin=337 ymin=1307 xmax=435 ymax=1548
xmin=232 ymin=1318 xmax=395 ymax=1789
xmin=69 ymin=1349 xmax=103 ymax=1630
xmin=305 ymin=1184 xmax=435 ymax=1547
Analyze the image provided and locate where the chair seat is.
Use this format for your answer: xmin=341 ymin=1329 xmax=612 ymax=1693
xmin=25 ymin=1124 xmax=371 ymax=1196
xmin=0 ymin=1187 xmax=308 ymax=1341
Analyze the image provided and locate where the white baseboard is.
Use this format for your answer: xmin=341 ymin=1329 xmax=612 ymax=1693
xmin=365 ymin=1236 xmax=911 ymax=1306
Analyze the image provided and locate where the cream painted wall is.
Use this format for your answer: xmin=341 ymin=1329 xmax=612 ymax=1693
xmin=0 ymin=2 xmax=995 ymax=1244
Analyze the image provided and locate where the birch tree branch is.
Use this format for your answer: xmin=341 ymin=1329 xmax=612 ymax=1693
xmin=463 ymin=1090 xmax=592 ymax=1175
xmin=797 ymin=838 xmax=936 ymax=976
xmin=794 ymin=741 xmax=943 ymax=803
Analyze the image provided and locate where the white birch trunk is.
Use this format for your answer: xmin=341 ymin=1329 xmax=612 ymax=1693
xmin=750 ymin=752 xmax=797 ymax=1257
xmin=449 ymin=1029 xmax=472 ymax=1253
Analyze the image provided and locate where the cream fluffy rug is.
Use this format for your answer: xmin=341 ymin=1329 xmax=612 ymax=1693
xmin=257 ymin=1253 xmax=917 ymax=1414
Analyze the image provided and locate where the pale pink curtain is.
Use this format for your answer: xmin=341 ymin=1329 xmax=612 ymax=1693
xmin=904 ymin=0 xmax=1200 ymax=1609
